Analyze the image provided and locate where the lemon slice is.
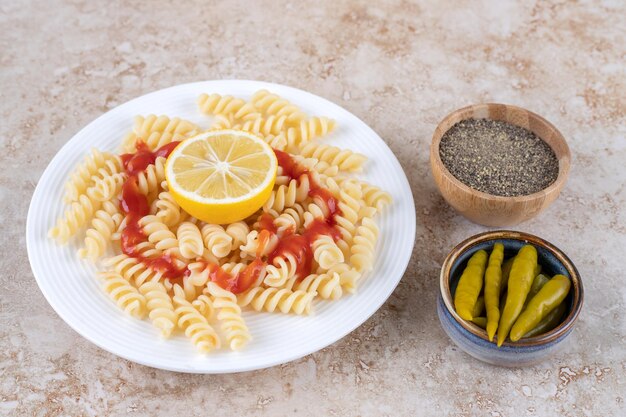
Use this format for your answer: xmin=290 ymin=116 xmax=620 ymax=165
xmin=165 ymin=130 xmax=277 ymax=224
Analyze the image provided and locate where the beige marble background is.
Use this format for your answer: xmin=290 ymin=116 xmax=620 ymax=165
xmin=2 ymin=0 xmax=625 ymax=416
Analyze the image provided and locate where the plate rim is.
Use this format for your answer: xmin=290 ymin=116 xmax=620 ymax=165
xmin=26 ymin=79 xmax=416 ymax=374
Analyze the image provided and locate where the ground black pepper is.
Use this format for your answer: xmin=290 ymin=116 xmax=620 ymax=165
xmin=439 ymin=118 xmax=559 ymax=197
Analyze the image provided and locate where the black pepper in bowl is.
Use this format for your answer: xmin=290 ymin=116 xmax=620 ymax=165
xmin=439 ymin=119 xmax=559 ymax=197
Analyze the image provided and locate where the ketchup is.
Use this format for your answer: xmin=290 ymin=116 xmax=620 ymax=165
xmin=116 ymin=145 xmax=345 ymax=290
xmin=119 ymin=141 xmax=185 ymax=280
xmin=191 ymin=258 xmax=265 ymax=294
xmin=265 ymin=150 xmax=345 ymax=279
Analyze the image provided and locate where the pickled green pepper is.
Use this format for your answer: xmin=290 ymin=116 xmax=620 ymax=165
xmin=472 ymin=295 xmax=485 ymax=318
xmin=485 ymin=243 xmax=505 ymax=341
xmin=454 ymin=250 xmax=488 ymax=321
xmin=510 ymin=274 xmax=571 ymax=341
xmin=496 ymin=245 xmax=538 ymax=346
xmin=523 ymin=302 xmax=567 ymax=338
xmin=471 ymin=317 xmax=487 ymax=329
xmin=500 ymin=257 xmax=514 ymax=294
xmin=524 ymin=274 xmax=551 ymax=308
xmin=501 ymin=257 xmax=540 ymax=294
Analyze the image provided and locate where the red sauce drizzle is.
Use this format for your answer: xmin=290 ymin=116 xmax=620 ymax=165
xmin=119 ymin=141 xmax=184 ymax=280
xmin=257 ymin=213 xmax=277 ymax=235
xmin=192 ymin=258 xmax=265 ymax=294
xmin=116 ymin=146 xmax=345 ymax=290
xmin=266 ymin=149 xmax=344 ymax=279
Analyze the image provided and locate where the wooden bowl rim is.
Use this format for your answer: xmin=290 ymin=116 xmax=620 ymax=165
xmin=430 ymin=103 xmax=571 ymax=202
xmin=439 ymin=230 xmax=584 ymax=347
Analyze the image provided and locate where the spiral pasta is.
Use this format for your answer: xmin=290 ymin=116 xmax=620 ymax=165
xmin=360 ymin=181 xmax=393 ymax=212
xmin=296 ymin=271 xmax=342 ymax=300
xmin=289 ymin=154 xmax=339 ymax=178
xmin=239 ymin=230 xmax=279 ymax=258
xmin=50 ymin=88 xmax=392 ymax=354
xmin=274 ymin=204 xmax=305 ymax=234
xmin=63 ymin=149 xmax=121 ymax=203
xmin=206 ymin=282 xmax=251 ymax=350
xmin=286 ymin=117 xmax=336 ymax=145
xmin=299 ymin=142 xmax=366 ymax=173
xmin=139 ymin=281 xmax=177 ymax=338
xmin=102 ymin=253 xmax=164 ymax=287
xmin=349 ymin=217 xmax=379 ymax=273
xmin=225 ymin=221 xmax=249 ymax=249
xmin=99 ymin=271 xmax=147 ymax=318
xmin=177 ymin=221 xmax=204 ymax=259
xmin=197 ymin=93 xmax=246 ymax=116
xmin=136 ymin=156 xmax=167 ymax=199
xmin=235 ymin=115 xmax=288 ymax=136
xmin=326 ymin=263 xmax=361 ymax=293
xmin=200 ymin=224 xmax=233 ymax=258
xmin=311 ymin=235 xmax=344 ymax=270
xmin=250 ymin=89 xmax=306 ymax=123
xmin=124 ymin=115 xmax=198 ymax=152
xmin=264 ymin=252 xmax=299 ymax=287
xmin=49 ymin=194 xmax=102 ymax=244
xmin=172 ymin=284 xmax=220 ymax=352
xmin=155 ymin=191 xmax=187 ymax=227
xmin=191 ymin=294 xmax=215 ymax=321
xmin=263 ymin=134 xmax=288 ymax=151
xmin=140 ymin=215 xmax=179 ymax=253
xmin=87 ymin=172 xmax=126 ymax=202
xmin=136 ymin=114 xmax=196 ymax=136
xmin=262 ymin=176 xmax=310 ymax=213
xmin=78 ymin=200 xmax=124 ymax=260
xmin=237 ymin=287 xmax=316 ymax=315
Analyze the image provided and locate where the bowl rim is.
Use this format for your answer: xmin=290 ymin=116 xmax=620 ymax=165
xmin=430 ymin=102 xmax=571 ymax=203
xmin=440 ymin=230 xmax=584 ymax=347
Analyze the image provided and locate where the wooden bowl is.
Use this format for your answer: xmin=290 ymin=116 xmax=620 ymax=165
xmin=430 ymin=103 xmax=571 ymax=226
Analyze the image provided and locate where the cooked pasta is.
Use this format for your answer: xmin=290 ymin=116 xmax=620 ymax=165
xmin=124 ymin=115 xmax=198 ymax=152
xmin=206 ymin=282 xmax=251 ymax=350
xmin=264 ymin=252 xmax=299 ymax=288
xmin=172 ymin=284 xmax=220 ymax=352
xmin=235 ymin=115 xmax=288 ymax=136
xmin=49 ymin=194 xmax=102 ymax=243
xmin=78 ymin=200 xmax=124 ymax=260
xmin=251 ymin=89 xmax=306 ymax=123
xmin=139 ymin=281 xmax=177 ymax=338
xmin=191 ymin=294 xmax=215 ymax=321
xmin=240 ymin=230 xmax=279 ymax=258
xmin=311 ymin=235 xmax=344 ymax=270
xmin=299 ymin=142 xmax=367 ymax=172
xmin=50 ymin=88 xmax=392 ymax=354
xmin=360 ymin=181 xmax=393 ymax=212
xmin=136 ymin=156 xmax=167 ymax=199
xmin=200 ymin=224 xmax=233 ymax=258
xmin=154 ymin=191 xmax=187 ymax=227
xmin=99 ymin=271 xmax=147 ymax=318
xmin=286 ymin=117 xmax=336 ymax=145
xmin=87 ymin=172 xmax=126 ymax=202
xmin=225 ymin=221 xmax=249 ymax=249
xmin=197 ymin=93 xmax=246 ymax=116
xmin=63 ymin=149 xmax=121 ymax=203
xmin=177 ymin=221 xmax=204 ymax=259
xmin=349 ymin=217 xmax=379 ymax=272
xmin=237 ymin=287 xmax=316 ymax=315
xmin=102 ymin=254 xmax=163 ymax=287
xmin=296 ymin=271 xmax=342 ymax=300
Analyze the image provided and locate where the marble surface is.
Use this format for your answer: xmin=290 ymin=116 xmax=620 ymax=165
xmin=2 ymin=0 xmax=625 ymax=415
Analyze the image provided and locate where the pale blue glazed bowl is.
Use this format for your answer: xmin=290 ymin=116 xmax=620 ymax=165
xmin=438 ymin=230 xmax=583 ymax=367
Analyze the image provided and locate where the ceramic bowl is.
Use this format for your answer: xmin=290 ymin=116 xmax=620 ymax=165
xmin=437 ymin=230 xmax=583 ymax=367
xmin=430 ymin=103 xmax=571 ymax=227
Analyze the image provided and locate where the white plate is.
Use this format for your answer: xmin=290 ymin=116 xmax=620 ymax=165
xmin=26 ymin=80 xmax=416 ymax=373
